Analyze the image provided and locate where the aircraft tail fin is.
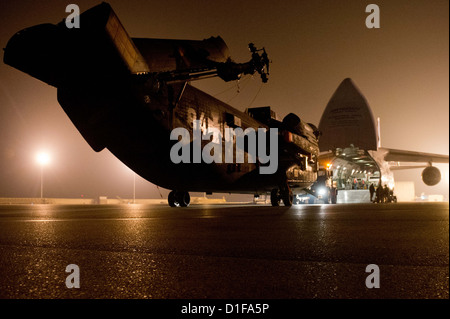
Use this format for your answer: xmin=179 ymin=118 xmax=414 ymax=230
xmin=3 ymin=3 xmax=150 ymax=87
xmin=92 ymin=3 xmax=150 ymax=75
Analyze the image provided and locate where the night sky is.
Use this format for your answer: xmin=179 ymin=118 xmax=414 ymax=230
xmin=0 ymin=0 xmax=448 ymax=199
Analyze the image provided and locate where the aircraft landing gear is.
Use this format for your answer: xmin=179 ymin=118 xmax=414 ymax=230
xmin=270 ymin=188 xmax=280 ymax=206
xmin=270 ymin=184 xmax=293 ymax=207
xmin=280 ymin=184 xmax=293 ymax=207
xmin=168 ymin=191 xmax=190 ymax=207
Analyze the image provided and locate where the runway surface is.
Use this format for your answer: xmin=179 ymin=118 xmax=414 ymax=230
xmin=0 ymin=202 xmax=448 ymax=299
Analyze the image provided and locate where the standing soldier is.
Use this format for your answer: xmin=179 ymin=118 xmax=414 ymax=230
xmin=375 ymin=185 xmax=383 ymax=203
xmin=383 ymin=185 xmax=390 ymax=203
xmin=369 ymin=183 xmax=375 ymax=202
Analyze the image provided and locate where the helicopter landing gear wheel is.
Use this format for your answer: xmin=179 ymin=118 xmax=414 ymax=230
xmin=270 ymin=184 xmax=293 ymax=207
xmin=176 ymin=191 xmax=190 ymax=207
xmin=280 ymin=184 xmax=293 ymax=207
xmin=168 ymin=191 xmax=190 ymax=207
xmin=168 ymin=190 xmax=178 ymax=207
xmin=270 ymin=188 xmax=280 ymax=206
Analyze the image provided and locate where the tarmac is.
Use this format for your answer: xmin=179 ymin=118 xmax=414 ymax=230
xmin=0 ymin=201 xmax=447 ymax=300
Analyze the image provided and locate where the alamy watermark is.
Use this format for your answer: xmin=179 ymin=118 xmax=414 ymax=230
xmin=65 ymin=264 xmax=80 ymax=288
xmin=365 ymin=264 xmax=380 ymax=288
xmin=65 ymin=4 xmax=80 ymax=29
xmin=366 ymin=4 xmax=380 ymax=29
xmin=170 ymin=120 xmax=278 ymax=174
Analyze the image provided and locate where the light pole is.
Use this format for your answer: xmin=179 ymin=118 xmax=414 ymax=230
xmin=36 ymin=152 xmax=51 ymax=199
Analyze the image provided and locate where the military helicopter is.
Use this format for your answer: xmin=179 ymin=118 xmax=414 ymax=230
xmin=4 ymin=2 xmax=320 ymax=207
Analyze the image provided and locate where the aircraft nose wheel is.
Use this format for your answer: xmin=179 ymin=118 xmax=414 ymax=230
xmin=168 ymin=191 xmax=190 ymax=207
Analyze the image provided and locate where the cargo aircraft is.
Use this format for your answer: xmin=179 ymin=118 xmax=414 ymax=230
xmin=317 ymin=78 xmax=449 ymax=196
xmin=4 ymin=2 xmax=320 ymax=207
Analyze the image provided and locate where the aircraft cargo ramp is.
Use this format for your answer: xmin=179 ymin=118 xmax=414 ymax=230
xmin=337 ymin=190 xmax=372 ymax=203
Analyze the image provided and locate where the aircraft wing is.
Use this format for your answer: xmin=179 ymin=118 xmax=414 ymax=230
xmin=379 ymin=147 xmax=449 ymax=164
